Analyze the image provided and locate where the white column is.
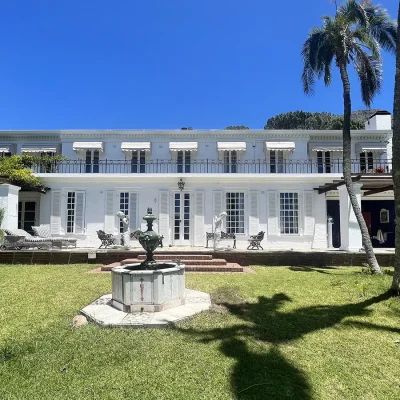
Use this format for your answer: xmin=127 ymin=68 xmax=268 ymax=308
xmin=327 ymin=217 xmax=333 ymax=249
xmin=312 ymin=192 xmax=328 ymax=249
xmin=0 ymin=184 xmax=21 ymax=230
xmin=339 ymin=183 xmax=362 ymax=251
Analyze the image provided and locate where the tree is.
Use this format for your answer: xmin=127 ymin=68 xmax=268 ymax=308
xmin=302 ymin=0 xmax=396 ymax=274
xmin=0 ymin=155 xmax=64 ymax=192
xmin=392 ymin=2 xmax=400 ymax=293
xmin=225 ymin=125 xmax=250 ymax=130
xmin=264 ymin=110 xmax=364 ymax=130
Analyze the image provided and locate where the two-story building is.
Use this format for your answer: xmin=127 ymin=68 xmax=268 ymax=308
xmin=0 ymin=111 xmax=393 ymax=250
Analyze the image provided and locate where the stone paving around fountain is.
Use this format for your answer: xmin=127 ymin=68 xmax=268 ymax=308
xmin=81 ymin=289 xmax=211 ymax=328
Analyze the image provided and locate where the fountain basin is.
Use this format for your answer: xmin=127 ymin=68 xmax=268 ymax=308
xmin=111 ymin=263 xmax=185 ymax=312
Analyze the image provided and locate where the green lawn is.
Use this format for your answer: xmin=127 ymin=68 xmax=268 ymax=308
xmin=0 ymin=265 xmax=399 ymax=400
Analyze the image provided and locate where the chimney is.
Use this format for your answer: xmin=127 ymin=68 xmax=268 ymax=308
xmin=364 ymin=110 xmax=391 ymax=130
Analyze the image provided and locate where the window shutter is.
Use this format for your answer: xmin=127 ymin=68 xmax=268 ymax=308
xmin=129 ymin=193 xmax=138 ymax=230
xmin=249 ymin=191 xmax=259 ymax=235
xmin=75 ymin=191 xmax=86 ymax=234
xmin=194 ymin=191 xmax=205 ymax=246
xmin=213 ymin=191 xmax=223 ymax=231
xmin=104 ymin=191 xmax=114 ymax=233
xmin=303 ymin=191 xmax=314 ymax=236
xmin=158 ymin=191 xmax=169 ymax=243
xmin=267 ymin=191 xmax=278 ymax=235
xmin=50 ymin=191 xmax=61 ymax=235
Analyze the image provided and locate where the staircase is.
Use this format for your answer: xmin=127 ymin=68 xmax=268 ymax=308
xmin=101 ymin=254 xmax=243 ymax=272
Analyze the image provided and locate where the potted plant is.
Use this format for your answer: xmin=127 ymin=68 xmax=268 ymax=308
xmin=375 ymin=167 xmax=385 ymax=173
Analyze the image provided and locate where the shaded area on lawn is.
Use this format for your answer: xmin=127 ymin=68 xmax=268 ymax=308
xmin=175 ymin=288 xmax=396 ymax=399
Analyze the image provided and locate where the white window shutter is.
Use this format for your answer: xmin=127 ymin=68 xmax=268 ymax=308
xmin=104 ymin=191 xmax=114 ymax=233
xmin=129 ymin=193 xmax=138 ymax=230
xmin=213 ymin=191 xmax=223 ymax=231
xmin=303 ymin=191 xmax=314 ymax=236
xmin=158 ymin=191 xmax=169 ymax=243
xmin=194 ymin=191 xmax=205 ymax=246
xmin=50 ymin=191 xmax=61 ymax=235
xmin=267 ymin=191 xmax=278 ymax=235
xmin=75 ymin=191 xmax=86 ymax=234
xmin=249 ymin=191 xmax=259 ymax=235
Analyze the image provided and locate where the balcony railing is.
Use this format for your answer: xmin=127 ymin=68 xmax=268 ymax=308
xmin=32 ymin=159 xmax=392 ymax=175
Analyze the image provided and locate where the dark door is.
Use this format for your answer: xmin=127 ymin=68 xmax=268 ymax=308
xmin=18 ymin=201 xmax=37 ymax=234
xmin=327 ymin=200 xmax=341 ymax=248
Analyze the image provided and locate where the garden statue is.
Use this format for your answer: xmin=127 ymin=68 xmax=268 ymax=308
xmin=213 ymin=211 xmax=227 ymax=250
xmin=116 ymin=210 xmax=130 ymax=249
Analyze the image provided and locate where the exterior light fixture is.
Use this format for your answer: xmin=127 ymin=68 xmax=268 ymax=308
xmin=178 ymin=178 xmax=185 ymax=191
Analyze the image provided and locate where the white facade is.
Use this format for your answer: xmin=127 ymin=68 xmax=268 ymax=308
xmin=0 ymin=112 xmax=393 ymax=250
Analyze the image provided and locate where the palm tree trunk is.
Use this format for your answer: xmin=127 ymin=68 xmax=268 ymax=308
xmin=391 ymin=4 xmax=400 ymax=293
xmin=339 ymin=61 xmax=381 ymax=274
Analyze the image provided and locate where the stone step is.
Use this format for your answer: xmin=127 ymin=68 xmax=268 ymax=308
xmin=137 ymin=254 xmax=213 ymax=261
xmin=120 ymin=258 xmax=227 ymax=266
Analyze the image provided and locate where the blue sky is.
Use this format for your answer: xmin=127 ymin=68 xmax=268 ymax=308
xmin=0 ymin=0 xmax=397 ymax=129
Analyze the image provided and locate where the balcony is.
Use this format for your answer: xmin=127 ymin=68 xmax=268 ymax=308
xmin=32 ymin=159 xmax=392 ymax=175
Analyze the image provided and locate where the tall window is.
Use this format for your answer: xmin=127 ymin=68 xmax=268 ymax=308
xmin=66 ymin=191 xmax=85 ymax=234
xmin=317 ymin=151 xmax=331 ymax=173
xmin=224 ymin=151 xmax=237 ymax=173
xmin=67 ymin=192 xmax=76 ymax=233
xmin=226 ymin=192 xmax=245 ymax=234
xmin=131 ymin=150 xmax=146 ymax=173
xmin=270 ymin=151 xmax=284 ymax=173
xmin=119 ymin=192 xmax=129 ymax=233
xmin=177 ymin=150 xmax=191 ymax=173
xmin=360 ymin=152 xmax=374 ymax=172
xmin=279 ymin=193 xmax=299 ymax=234
xmin=85 ymin=150 xmax=99 ymax=173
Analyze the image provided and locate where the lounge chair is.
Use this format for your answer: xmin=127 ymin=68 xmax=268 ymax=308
xmin=31 ymin=225 xmax=77 ymax=248
xmin=2 ymin=231 xmax=52 ymax=250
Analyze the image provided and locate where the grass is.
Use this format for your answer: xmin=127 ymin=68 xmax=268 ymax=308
xmin=0 ymin=264 xmax=399 ymax=400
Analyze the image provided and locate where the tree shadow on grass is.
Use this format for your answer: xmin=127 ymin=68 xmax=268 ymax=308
xmin=174 ymin=290 xmax=394 ymax=399
xmin=289 ymin=266 xmax=337 ymax=274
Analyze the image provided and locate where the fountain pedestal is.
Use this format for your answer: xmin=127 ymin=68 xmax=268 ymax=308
xmin=111 ymin=263 xmax=185 ymax=312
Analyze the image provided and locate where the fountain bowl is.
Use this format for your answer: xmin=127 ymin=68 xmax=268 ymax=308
xmin=111 ymin=262 xmax=185 ymax=312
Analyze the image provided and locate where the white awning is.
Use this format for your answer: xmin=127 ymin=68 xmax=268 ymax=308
xmin=121 ymin=142 xmax=151 ymax=152
xmin=217 ymin=142 xmax=247 ymax=151
xmin=73 ymin=142 xmax=103 ymax=152
xmin=311 ymin=146 xmax=343 ymax=152
xmin=169 ymin=142 xmax=198 ymax=151
xmin=21 ymin=147 xmax=57 ymax=153
xmin=265 ymin=142 xmax=295 ymax=152
xmin=0 ymin=147 xmax=10 ymax=153
xmin=358 ymin=144 xmax=387 ymax=153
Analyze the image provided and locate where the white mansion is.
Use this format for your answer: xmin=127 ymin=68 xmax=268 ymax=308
xmin=0 ymin=111 xmax=394 ymax=250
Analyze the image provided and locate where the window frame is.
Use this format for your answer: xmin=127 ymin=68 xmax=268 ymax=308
xmin=225 ymin=192 xmax=245 ymax=234
xmin=131 ymin=150 xmax=146 ymax=173
xmin=269 ymin=150 xmax=284 ymax=173
xmin=177 ymin=150 xmax=191 ymax=173
xmin=85 ymin=150 xmax=100 ymax=173
xmin=223 ymin=150 xmax=238 ymax=173
xmin=278 ymin=191 xmax=300 ymax=236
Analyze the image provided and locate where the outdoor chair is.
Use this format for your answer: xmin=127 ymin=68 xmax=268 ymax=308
xmin=247 ymin=231 xmax=265 ymax=250
xmin=2 ymin=234 xmax=51 ymax=250
xmin=3 ymin=228 xmax=53 ymax=249
xmin=97 ymin=230 xmax=117 ymax=249
xmin=31 ymin=225 xmax=77 ymax=249
xmin=206 ymin=231 xmax=236 ymax=248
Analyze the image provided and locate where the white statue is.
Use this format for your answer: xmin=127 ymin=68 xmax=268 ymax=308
xmin=213 ymin=212 xmax=227 ymax=250
xmin=116 ymin=210 xmax=130 ymax=249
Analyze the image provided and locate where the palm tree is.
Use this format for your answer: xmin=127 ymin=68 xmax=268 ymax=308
xmin=392 ymin=2 xmax=400 ymax=293
xmin=302 ymin=0 xmax=396 ymax=274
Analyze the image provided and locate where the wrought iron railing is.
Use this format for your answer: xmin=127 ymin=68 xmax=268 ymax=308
xmin=31 ymin=159 xmax=392 ymax=175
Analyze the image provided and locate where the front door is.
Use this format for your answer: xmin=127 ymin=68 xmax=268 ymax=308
xmin=18 ymin=201 xmax=37 ymax=235
xmin=173 ymin=192 xmax=191 ymax=246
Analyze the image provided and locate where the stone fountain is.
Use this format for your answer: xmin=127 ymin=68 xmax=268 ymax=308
xmin=81 ymin=208 xmax=211 ymax=328
xmin=111 ymin=208 xmax=185 ymax=312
